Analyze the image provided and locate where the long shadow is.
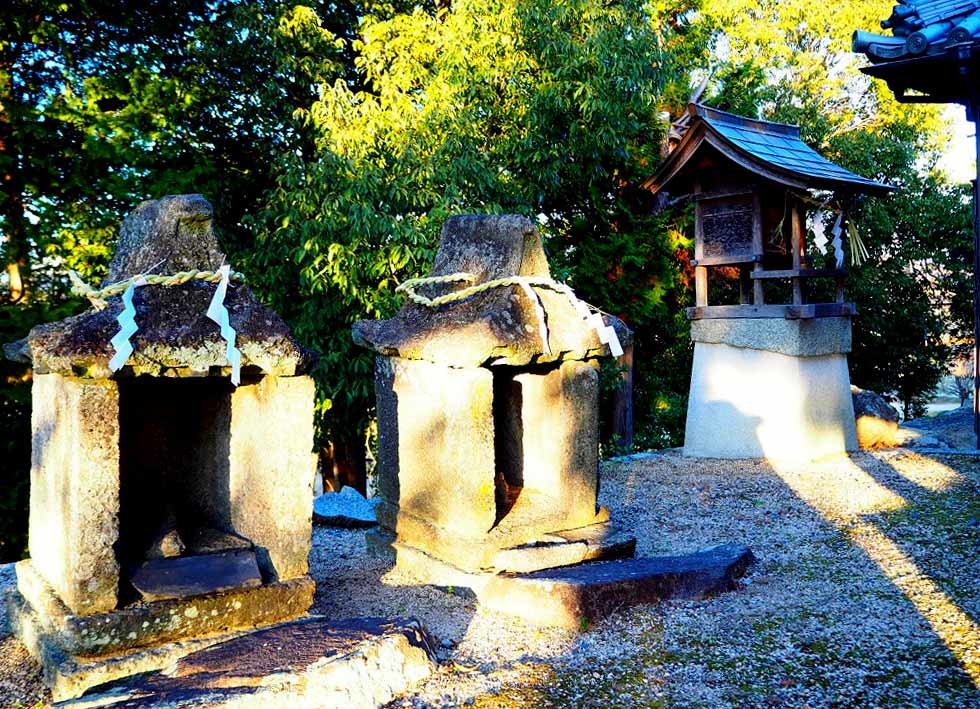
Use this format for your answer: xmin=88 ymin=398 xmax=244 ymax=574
xmin=847 ymin=449 xmax=980 ymax=637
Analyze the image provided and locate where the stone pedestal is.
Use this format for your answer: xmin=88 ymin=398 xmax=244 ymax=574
xmin=684 ymin=317 xmax=858 ymax=461
xmin=374 ymin=356 xmax=606 ymax=572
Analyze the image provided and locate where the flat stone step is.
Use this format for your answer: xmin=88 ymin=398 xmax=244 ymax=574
xmin=490 ymin=522 xmax=636 ymax=573
xmin=478 ymin=543 xmax=755 ymax=629
xmin=61 ymin=617 xmax=436 ymax=709
xmin=129 ymin=549 xmax=262 ymax=602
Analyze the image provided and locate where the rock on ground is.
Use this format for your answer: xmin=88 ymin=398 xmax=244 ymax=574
xmin=314 ymin=487 xmax=379 ymax=528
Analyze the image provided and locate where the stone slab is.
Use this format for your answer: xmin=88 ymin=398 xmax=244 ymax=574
xmin=690 ymin=317 xmax=852 ymax=357
xmin=7 ymin=590 xmax=254 ymax=703
xmin=29 ymin=374 xmax=121 ymax=616
xmin=14 ymin=559 xmax=314 ymax=658
xmin=228 ymin=374 xmax=317 ymax=582
xmin=684 ymin=342 xmax=858 ymax=461
xmin=370 ymin=521 xmax=637 ymax=580
xmin=129 ymin=550 xmax=262 ymax=602
xmin=478 ymin=543 xmax=755 ymax=629
xmin=61 ymin=616 xmax=436 ymax=709
xmin=490 ymin=523 xmax=636 ymax=573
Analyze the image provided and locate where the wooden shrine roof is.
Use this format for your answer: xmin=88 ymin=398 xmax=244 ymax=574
xmin=642 ymin=104 xmax=891 ymax=196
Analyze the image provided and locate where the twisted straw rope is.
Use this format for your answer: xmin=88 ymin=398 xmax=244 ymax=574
xmin=395 ymin=272 xmax=580 ymax=307
xmin=69 ymin=269 xmax=246 ymax=310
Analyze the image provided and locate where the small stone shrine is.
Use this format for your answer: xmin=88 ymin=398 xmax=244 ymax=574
xmin=353 ymin=215 xmax=634 ymax=576
xmin=5 ymin=195 xmax=319 ymax=700
xmin=643 ymin=104 xmax=890 ymax=461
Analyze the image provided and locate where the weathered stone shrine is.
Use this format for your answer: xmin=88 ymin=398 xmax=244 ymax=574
xmin=644 ymin=104 xmax=890 ymax=461
xmin=5 ymin=195 xmax=319 ymax=700
xmin=354 ymin=215 xmax=634 ymax=576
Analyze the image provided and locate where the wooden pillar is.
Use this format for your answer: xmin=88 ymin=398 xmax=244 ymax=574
xmin=791 ymin=202 xmax=803 ymax=306
xmin=609 ymin=341 xmax=634 ymax=451
xmin=693 ymin=182 xmax=708 ymax=307
xmin=739 ymin=267 xmax=752 ymax=304
xmin=751 ymin=190 xmax=764 ymax=304
xmin=695 ymin=267 xmax=708 ymax=307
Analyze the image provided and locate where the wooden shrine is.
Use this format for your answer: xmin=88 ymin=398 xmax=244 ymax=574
xmin=643 ymin=104 xmax=890 ymax=461
xmin=644 ymin=104 xmax=889 ymax=320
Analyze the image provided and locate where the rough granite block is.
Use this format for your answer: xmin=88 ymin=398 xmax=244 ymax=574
xmin=514 ymin=361 xmax=600 ymax=531
xmin=29 ymin=374 xmax=120 ymax=615
xmin=376 ymin=357 xmax=497 ymax=541
xmin=229 ymin=375 xmax=317 ymax=582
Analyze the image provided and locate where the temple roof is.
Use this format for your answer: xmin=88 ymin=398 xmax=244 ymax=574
xmin=854 ymin=2 xmax=980 ymax=103
xmin=12 ymin=195 xmax=317 ymax=379
xmin=642 ymin=104 xmax=890 ymax=196
xmin=352 ymin=215 xmax=626 ymax=368
xmin=854 ymin=1 xmax=980 ymax=63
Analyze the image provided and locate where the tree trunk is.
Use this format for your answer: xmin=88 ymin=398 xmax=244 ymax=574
xmin=320 ymin=435 xmax=367 ymax=495
xmin=608 ymin=341 xmax=634 ymax=450
xmin=0 ymin=57 xmax=29 ymax=303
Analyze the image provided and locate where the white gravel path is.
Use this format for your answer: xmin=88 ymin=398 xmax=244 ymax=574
xmin=3 ymin=449 xmax=979 ymax=708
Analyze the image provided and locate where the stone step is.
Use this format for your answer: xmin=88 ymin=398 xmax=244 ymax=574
xmin=490 ymin=522 xmax=636 ymax=573
xmin=478 ymin=543 xmax=755 ymax=629
xmin=60 ymin=617 xmax=436 ymax=709
xmin=128 ymin=549 xmax=262 ymax=602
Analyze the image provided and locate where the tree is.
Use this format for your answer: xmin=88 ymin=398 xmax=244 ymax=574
xmin=0 ymin=0 xmax=389 ymax=558
xmin=248 ymin=0 xmax=687 ymax=481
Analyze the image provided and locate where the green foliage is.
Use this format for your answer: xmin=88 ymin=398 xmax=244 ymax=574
xmin=249 ymin=0 xmax=678 ymax=449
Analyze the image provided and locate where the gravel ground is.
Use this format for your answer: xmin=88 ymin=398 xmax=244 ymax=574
xmin=2 ymin=449 xmax=979 ymax=708
xmin=904 ymin=406 xmax=976 ymax=449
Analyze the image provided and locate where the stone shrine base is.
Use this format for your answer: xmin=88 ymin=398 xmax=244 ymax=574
xmin=684 ymin=317 xmax=858 ymax=461
xmin=369 ymin=531 xmax=753 ymax=630
xmin=6 ymin=559 xmax=314 ymax=702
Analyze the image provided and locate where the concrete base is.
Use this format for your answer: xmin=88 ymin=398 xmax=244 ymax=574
xmin=8 ymin=559 xmax=315 ymax=702
xmin=684 ymin=339 xmax=858 ymax=461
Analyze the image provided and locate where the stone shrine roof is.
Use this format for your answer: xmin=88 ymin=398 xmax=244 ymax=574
xmin=642 ymin=104 xmax=890 ymax=196
xmin=15 ymin=195 xmax=316 ymax=378
xmin=352 ymin=215 xmax=627 ymax=368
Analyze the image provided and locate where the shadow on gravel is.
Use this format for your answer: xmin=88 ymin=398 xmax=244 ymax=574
xmin=768 ymin=448 xmax=980 ymax=690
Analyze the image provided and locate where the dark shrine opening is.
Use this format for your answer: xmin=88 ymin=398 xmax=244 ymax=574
xmin=116 ymin=376 xmax=260 ymax=605
xmin=492 ymin=368 xmax=524 ymax=526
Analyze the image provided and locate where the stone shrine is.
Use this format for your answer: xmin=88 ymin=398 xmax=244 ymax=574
xmin=353 ymin=215 xmax=634 ymax=575
xmin=5 ymin=194 xmax=319 ymax=700
xmin=643 ymin=104 xmax=890 ymax=461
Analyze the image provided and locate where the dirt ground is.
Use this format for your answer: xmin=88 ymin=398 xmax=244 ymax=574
xmin=3 ymin=449 xmax=980 ymax=708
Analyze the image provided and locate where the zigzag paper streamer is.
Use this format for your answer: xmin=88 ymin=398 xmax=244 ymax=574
xmin=108 ymin=276 xmax=146 ymax=372
xmin=587 ymin=311 xmax=624 ymax=358
xmin=207 ymin=265 xmax=242 ymax=385
xmin=560 ymin=287 xmax=624 ymax=358
xmin=831 ymin=212 xmax=845 ymax=269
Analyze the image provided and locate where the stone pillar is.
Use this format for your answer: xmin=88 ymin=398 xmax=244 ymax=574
xmin=375 ymin=357 xmax=496 ymax=566
xmin=684 ymin=317 xmax=858 ymax=461
xmin=229 ymin=375 xmax=317 ymax=581
xmin=29 ymin=374 xmax=120 ymax=615
xmin=515 ymin=361 xmax=599 ymax=531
